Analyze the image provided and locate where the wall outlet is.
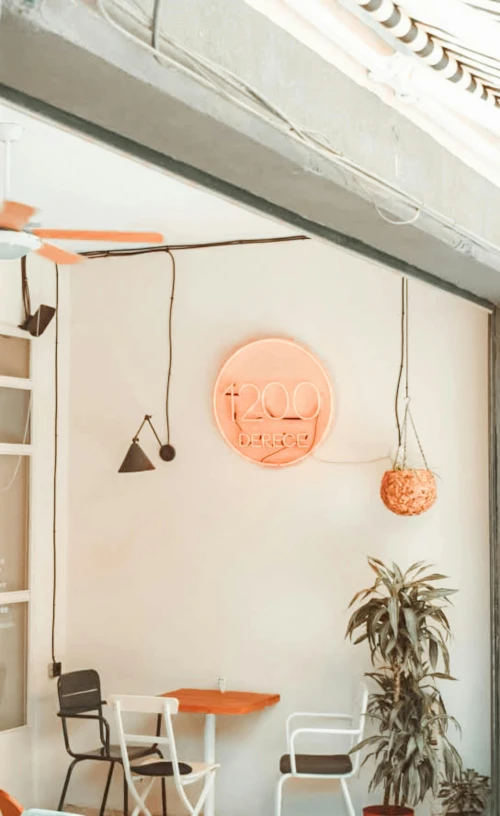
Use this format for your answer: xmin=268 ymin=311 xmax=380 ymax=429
xmin=217 ymin=677 xmax=226 ymax=694
xmin=48 ymin=662 xmax=62 ymax=679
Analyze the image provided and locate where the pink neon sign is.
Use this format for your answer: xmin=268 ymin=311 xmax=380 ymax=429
xmin=213 ymin=338 xmax=333 ymax=467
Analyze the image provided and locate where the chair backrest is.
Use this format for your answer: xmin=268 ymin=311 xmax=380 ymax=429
xmin=57 ymin=669 xmax=109 ymax=756
xmin=58 ymin=670 xmax=103 ymax=714
xmin=109 ymin=695 xmax=179 ymax=716
xmin=109 ymin=695 xmax=182 ymax=784
xmin=350 ymin=683 xmax=369 ymax=774
xmin=0 ymin=790 xmax=23 ymax=816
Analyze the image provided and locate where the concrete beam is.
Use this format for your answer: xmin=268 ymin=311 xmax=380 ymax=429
xmin=1 ymin=0 xmax=500 ymax=304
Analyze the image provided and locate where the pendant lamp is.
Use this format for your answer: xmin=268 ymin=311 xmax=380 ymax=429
xmin=119 ymin=415 xmax=176 ymax=473
xmin=19 ymin=257 xmax=56 ymax=337
xmin=118 ymin=249 xmax=177 ymax=473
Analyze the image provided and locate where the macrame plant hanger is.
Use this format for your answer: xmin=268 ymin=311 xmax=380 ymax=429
xmin=380 ymin=278 xmax=437 ymax=516
xmin=392 ymin=278 xmax=430 ymax=473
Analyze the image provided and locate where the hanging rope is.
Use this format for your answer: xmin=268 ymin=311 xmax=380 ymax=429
xmin=392 ymin=278 xmax=430 ymax=471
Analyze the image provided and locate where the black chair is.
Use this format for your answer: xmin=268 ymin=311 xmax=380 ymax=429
xmin=57 ymin=669 xmax=167 ymax=816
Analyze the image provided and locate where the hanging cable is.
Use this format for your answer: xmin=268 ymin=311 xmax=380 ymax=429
xmin=51 ymin=263 xmax=59 ymax=667
xmin=165 ymin=249 xmax=175 ymax=448
xmin=392 ymin=277 xmax=431 ymax=471
xmin=152 ymin=0 xmax=163 ymax=50
xmin=20 ymin=256 xmax=31 ymax=325
xmin=394 ymin=277 xmax=406 ymax=450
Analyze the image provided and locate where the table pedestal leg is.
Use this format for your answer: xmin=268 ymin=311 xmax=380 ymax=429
xmin=204 ymin=713 xmax=216 ymax=816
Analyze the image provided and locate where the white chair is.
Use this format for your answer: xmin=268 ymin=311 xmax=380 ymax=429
xmin=276 ymin=684 xmax=369 ymax=816
xmin=109 ymin=694 xmax=219 ymax=816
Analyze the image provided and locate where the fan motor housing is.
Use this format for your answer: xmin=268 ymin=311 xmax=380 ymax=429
xmin=0 ymin=229 xmax=41 ymax=260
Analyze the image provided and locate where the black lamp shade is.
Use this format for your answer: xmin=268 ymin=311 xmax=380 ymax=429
xmin=19 ymin=305 xmax=56 ymax=337
xmin=119 ymin=441 xmax=155 ymax=473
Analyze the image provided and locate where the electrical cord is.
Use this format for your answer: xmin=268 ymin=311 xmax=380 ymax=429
xmin=151 ymin=0 xmax=162 ymax=50
xmin=52 ymin=263 xmax=59 ymax=666
xmin=82 ymin=234 xmax=308 ymax=259
xmin=314 ymin=454 xmax=391 ymax=464
xmin=94 ymin=0 xmax=500 ymax=264
xmin=21 ymin=256 xmax=31 ymax=324
xmin=395 ymin=278 xmax=406 ymax=449
xmin=165 ymin=249 xmax=175 ymax=446
xmin=373 ymin=203 xmax=421 ymax=226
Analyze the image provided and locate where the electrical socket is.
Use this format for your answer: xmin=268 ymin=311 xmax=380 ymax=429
xmin=48 ymin=662 xmax=62 ymax=679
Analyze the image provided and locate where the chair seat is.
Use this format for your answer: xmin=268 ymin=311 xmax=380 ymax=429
xmin=131 ymin=760 xmax=219 ymax=784
xmin=131 ymin=760 xmax=193 ymax=777
xmin=80 ymin=744 xmax=157 ymax=761
xmin=280 ymin=753 xmax=353 ymax=776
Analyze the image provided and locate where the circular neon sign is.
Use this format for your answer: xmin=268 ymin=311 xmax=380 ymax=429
xmin=213 ymin=338 xmax=333 ymax=467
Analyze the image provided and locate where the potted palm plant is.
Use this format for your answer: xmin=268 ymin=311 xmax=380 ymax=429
xmin=346 ymin=558 xmax=461 ymax=815
xmin=439 ymin=769 xmax=490 ymax=816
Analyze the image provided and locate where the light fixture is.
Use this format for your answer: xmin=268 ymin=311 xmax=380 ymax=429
xmin=0 ymin=229 xmax=41 ymax=261
xmin=18 ymin=256 xmax=56 ymax=337
xmin=119 ymin=414 xmax=176 ymax=473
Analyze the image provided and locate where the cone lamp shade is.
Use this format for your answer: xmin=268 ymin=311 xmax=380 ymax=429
xmin=119 ymin=441 xmax=155 ymax=473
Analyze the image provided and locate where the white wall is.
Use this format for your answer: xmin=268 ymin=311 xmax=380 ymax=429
xmin=64 ymin=238 xmax=490 ymax=816
xmin=0 ymin=255 xmax=70 ymax=807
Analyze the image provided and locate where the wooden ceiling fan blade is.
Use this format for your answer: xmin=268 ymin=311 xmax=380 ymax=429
xmin=32 ymin=229 xmax=164 ymax=243
xmin=0 ymin=201 xmax=37 ymax=231
xmin=36 ymin=242 xmax=83 ymax=265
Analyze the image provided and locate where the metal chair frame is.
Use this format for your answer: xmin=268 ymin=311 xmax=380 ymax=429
xmin=276 ymin=684 xmax=369 ymax=816
xmin=57 ymin=670 xmax=167 ymax=816
xmin=110 ymin=694 xmax=219 ymax=816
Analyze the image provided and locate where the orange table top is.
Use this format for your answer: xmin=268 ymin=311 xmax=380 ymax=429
xmin=161 ymin=688 xmax=280 ymax=716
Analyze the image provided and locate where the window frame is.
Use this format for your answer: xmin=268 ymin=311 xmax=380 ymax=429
xmin=0 ymin=321 xmax=34 ymax=733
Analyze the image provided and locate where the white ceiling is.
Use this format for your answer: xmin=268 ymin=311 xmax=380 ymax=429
xmin=0 ymin=102 xmax=296 ymax=252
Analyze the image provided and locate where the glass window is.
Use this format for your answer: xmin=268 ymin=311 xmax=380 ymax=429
xmin=0 ymin=335 xmax=30 ymax=379
xmin=0 ymin=388 xmax=31 ymax=444
xmin=0 ymin=603 xmax=27 ymax=730
xmin=0 ymin=456 xmax=29 ymax=592
xmin=0 ymin=329 xmax=33 ymax=733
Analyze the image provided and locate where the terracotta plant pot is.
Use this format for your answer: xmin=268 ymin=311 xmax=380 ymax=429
xmin=363 ymin=807 xmax=414 ymax=816
xmin=380 ymin=469 xmax=437 ymax=516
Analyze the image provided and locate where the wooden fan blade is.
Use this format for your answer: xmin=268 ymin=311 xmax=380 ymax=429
xmin=32 ymin=229 xmax=164 ymax=243
xmin=36 ymin=242 xmax=83 ymax=265
xmin=0 ymin=201 xmax=37 ymax=231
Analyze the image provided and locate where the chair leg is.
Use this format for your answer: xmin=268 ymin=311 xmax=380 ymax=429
xmin=152 ymin=747 xmax=167 ymax=816
xmin=130 ymin=779 xmax=155 ymax=816
xmin=58 ymin=759 xmax=81 ymax=811
xmin=191 ymin=770 xmax=216 ymax=816
xmin=123 ymin=767 xmax=129 ymax=816
xmin=160 ymin=778 xmax=167 ymax=816
xmin=99 ymin=761 xmax=115 ymax=816
xmin=275 ymin=775 xmax=289 ymax=816
xmin=340 ymin=778 xmax=355 ymax=816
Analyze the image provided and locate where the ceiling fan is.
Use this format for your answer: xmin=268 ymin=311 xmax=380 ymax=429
xmin=0 ymin=123 xmax=164 ymax=264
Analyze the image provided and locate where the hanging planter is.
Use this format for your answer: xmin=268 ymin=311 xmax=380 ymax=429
xmin=381 ymin=279 xmax=437 ymax=517
xmin=380 ymin=468 xmax=436 ymax=516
